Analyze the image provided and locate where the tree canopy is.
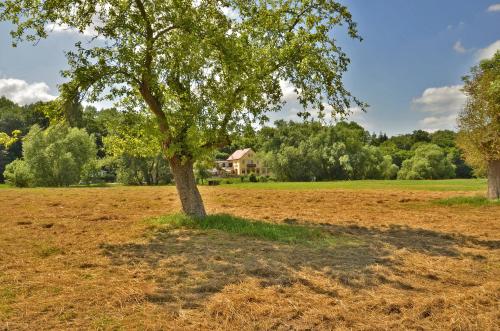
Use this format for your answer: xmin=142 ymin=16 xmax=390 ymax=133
xmin=457 ymin=51 xmax=500 ymax=169
xmin=0 ymin=0 xmax=365 ymax=158
xmin=457 ymin=51 xmax=500 ymax=199
xmin=4 ymin=123 xmax=97 ymax=187
xmin=0 ymin=0 xmax=366 ymax=216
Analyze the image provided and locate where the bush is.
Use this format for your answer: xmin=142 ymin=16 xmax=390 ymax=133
xmin=249 ymin=173 xmax=258 ymax=182
xmin=258 ymin=175 xmax=268 ymax=182
xmin=21 ymin=123 xmax=97 ymax=186
xmin=3 ymin=159 xmax=33 ymax=187
xmin=397 ymin=144 xmax=455 ymax=180
xmin=80 ymin=159 xmax=101 ymax=185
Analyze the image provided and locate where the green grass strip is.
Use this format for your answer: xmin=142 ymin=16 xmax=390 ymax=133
xmin=435 ymin=196 xmax=500 ymax=206
xmin=210 ymin=179 xmax=486 ymax=192
xmin=151 ymin=213 xmax=350 ymax=246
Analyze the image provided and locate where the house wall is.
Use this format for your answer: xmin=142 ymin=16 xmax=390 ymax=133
xmin=233 ymin=151 xmax=268 ymax=176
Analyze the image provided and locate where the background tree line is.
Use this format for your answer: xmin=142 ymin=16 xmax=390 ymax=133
xmin=0 ymin=97 xmax=172 ymax=187
xmin=1 ymin=96 xmax=474 ymax=187
xmin=220 ymin=120 xmax=473 ymax=182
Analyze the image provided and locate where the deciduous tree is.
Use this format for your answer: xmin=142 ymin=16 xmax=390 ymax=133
xmin=457 ymin=51 xmax=500 ymax=199
xmin=0 ymin=0 xmax=364 ymax=216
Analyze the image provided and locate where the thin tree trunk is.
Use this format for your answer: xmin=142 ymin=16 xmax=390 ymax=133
xmin=487 ymin=160 xmax=500 ymax=200
xmin=169 ymin=157 xmax=207 ymax=217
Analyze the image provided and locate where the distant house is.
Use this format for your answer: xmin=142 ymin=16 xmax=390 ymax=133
xmin=216 ymin=148 xmax=269 ymax=176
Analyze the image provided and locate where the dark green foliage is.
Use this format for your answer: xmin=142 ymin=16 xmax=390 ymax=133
xmin=249 ymin=173 xmax=258 ymax=182
xmin=397 ymin=144 xmax=455 ymax=180
xmin=0 ymin=97 xmax=49 ymax=182
xmin=237 ymin=121 xmax=471 ymax=181
xmin=3 ymin=159 xmax=33 ymax=187
xmin=377 ymin=129 xmax=471 ymax=177
xmin=254 ymin=121 xmax=397 ymax=181
xmin=194 ymin=160 xmax=212 ymax=185
xmin=1 ymin=96 xmax=474 ymax=185
xmin=4 ymin=123 xmax=97 ymax=187
xmin=116 ymin=154 xmax=172 ymax=186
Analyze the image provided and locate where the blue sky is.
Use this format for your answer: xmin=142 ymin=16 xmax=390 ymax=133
xmin=0 ymin=1 xmax=499 ymax=135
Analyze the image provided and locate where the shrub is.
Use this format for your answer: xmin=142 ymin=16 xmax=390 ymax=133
xmin=80 ymin=159 xmax=101 ymax=185
xmin=258 ymin=175 xmax=268 ymax=182
xmin=249 ymin=173 xmax=258 ymax=182
xmin=3 ymin=159 xmax=33 ymax=187
xmin=21 ymin=123 xmax=97 ymax=186
xmin=397 ymin=144 xmax=455 ymax=180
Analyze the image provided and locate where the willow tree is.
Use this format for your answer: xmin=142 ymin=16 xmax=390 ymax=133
xmin=0 ymin=0 xmax=364 ymax=216
xmin=457 ymin=51 xmax=500 ymax=199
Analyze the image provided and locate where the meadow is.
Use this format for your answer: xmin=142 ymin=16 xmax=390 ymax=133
xmin=1 ymin=179 xmax=498 ymax=330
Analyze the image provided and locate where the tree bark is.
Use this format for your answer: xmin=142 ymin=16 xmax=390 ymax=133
xmin=169 ymin=157 xmax=207 ymax=217
xmin=487 ymin=160 xmax=500 ymax=200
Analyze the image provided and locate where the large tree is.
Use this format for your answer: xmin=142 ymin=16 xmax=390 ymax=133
xmin=457 ymin=51 xmax=500 ymax=199
xmin=1 ymin=0 xmax=364 ymax=216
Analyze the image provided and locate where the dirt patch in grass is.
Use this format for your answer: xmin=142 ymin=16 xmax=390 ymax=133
xmin=0 ymin=186 xmax=499 ymax=330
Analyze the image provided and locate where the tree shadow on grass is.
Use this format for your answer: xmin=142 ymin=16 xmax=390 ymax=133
xmin=317 ymin=222 xmax=500 ymax=257
xmin=100 ymin=215 xmax=499 ymax=309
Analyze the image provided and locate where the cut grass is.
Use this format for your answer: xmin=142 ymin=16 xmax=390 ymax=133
xmin=211 ymin=179 xmax=487 ymax=192
xmin=150 ymin=214 xmax=351 ymax=246
xmin=0 ymin=287 xmax=16 ymax=319
xmin=435 ymin=195 xmax=500 ymax=206
xmin=35 ymin=245 xmax=64 ymax=258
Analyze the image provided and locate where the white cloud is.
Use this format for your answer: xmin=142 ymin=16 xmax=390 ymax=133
xmin=46 ymin=22 xmax=98 ymax=37
xmin=0 ymin=78 xmax=56 ymax=105
xmin=487 ymin=4 xmax=500 ymax=12
xmin=453 ymin=41 xmax=467 ymax=53
xmin=419 ymin=114 xmax=458 ymax=132
xmin=412 ymin=85 xmax=466 ymax=131
xmin=476 ymin=40 xmax=500 ymax=60
xmin=412 ymin=85 xmax=466 ymax=114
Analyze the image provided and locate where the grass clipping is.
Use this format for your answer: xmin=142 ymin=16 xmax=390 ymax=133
xmin=150 ymin=214 xmax=347 ymax=246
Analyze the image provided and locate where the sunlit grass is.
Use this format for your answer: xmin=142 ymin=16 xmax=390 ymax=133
xmin=435 ymin=196 xmax=500 ymax=207
xmin=150 ymin=213 xmax=353 ymax=246
xmin=217 ymin=179 xmax=486 ymax=191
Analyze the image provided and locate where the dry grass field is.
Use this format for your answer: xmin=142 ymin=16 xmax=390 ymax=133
xmin=0 ymin=183 xmax=499 ymax=330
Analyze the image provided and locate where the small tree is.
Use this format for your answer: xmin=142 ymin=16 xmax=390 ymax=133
xmin=3 ymin=159 xmax=34 ymax=187
xmin=4 ymin=123 xmax=97 ymax=187
xmin=0 ymin=0 xmax=364 ymax=216
xmin=194 ymin=160 xmax=212 ymax=185
xmin=457 ymin=51 xmax=500 ymax=199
